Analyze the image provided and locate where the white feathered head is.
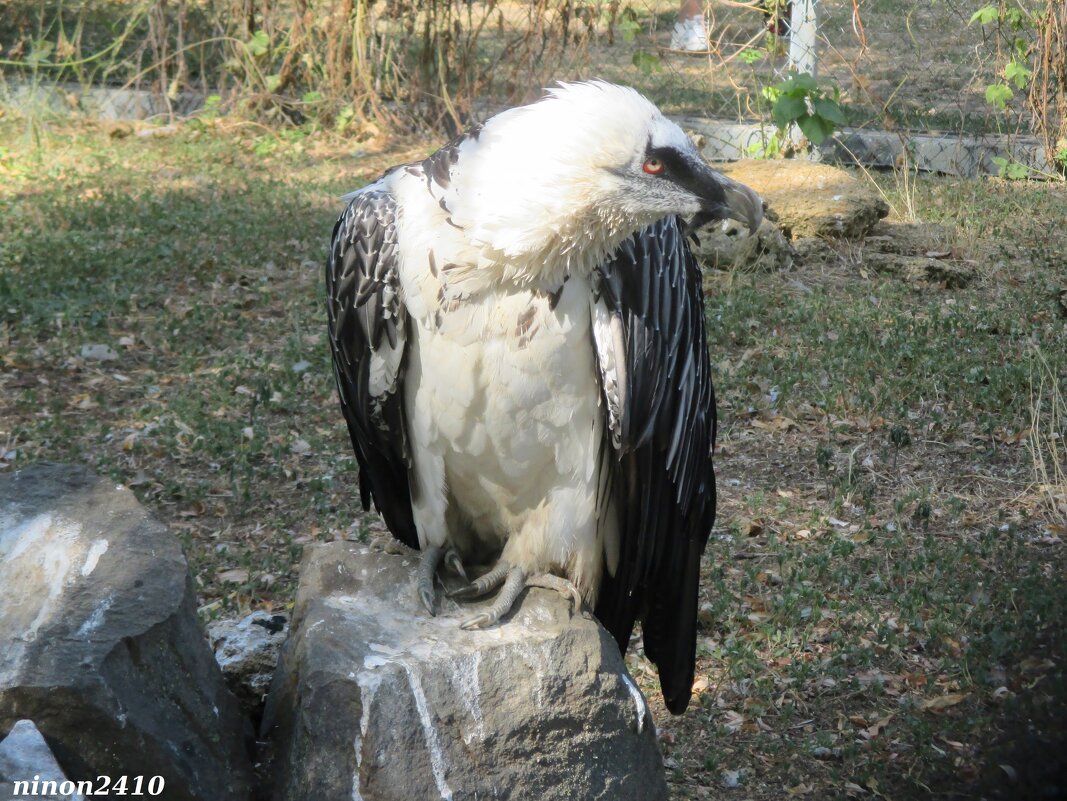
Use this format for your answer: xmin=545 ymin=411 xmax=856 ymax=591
xmin=442 ymin=81 xmax=762 ymax=279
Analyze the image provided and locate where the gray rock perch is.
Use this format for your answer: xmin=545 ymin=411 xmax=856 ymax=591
xmin=0 ymin=464 xmax=253 ymax=801
xmin=262 ymin=542 xmax=668 ymax=801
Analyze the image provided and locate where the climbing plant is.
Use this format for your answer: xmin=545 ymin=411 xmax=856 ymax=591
xmin=970 ymin=1 xmax=1067 ymax=173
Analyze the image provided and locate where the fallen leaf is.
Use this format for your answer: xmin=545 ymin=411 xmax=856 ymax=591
xmin=217 ymin=568 xmax=249 ymax=584
xmin=179 ymin=501 xmax=206 ymax=518
xmin=721 ymin=709 xmax=745 ymax=733
xmin=861 ymin=714 xmax=894 ymax=738
xmin=921 ymin=693 xmax=966 ymax=712
xmin=1019 ymin=657 xmax=1055 ymax=674
xmin=752 ymin=416 xmax=797 ymax=432
xmin=737 ymin=518 xmax=764 ymax=537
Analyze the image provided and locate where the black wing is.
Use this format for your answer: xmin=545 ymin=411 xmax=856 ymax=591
xmin=591 ymin=215 xmax=717 ymax=715
xmin=326 ymin=189 xmax=419 ymax=548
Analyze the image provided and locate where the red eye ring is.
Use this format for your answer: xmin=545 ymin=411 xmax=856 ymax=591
xmin=643 ymin=158 xmax=665 ymax=175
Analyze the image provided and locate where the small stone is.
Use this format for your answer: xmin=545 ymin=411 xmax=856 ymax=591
xmin=135 ymin=124 xmax=178 ymax=138
xmin=207 ymin=613 xmax=288 ymax=725
xmin=79 ymin=344 xmax=118 ymax=362
xmin=693 ymin=217 xmax=795 ymax=273
xmin=290 ymin=360 xmax=311 ymax=374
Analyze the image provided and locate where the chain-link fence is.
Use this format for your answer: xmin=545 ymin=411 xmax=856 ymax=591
xmin=1 ymin=0 xmax=1062 ymax=166
xmin=601 ymin=1 xmax=1029 ymax=132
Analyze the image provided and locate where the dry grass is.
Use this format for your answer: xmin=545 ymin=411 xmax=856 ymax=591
xmin=1028 ymin=345 xmax=1067 ymax=530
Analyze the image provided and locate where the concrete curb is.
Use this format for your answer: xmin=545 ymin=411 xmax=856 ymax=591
xmin=678 ymin=116 xmax=1056 ymax=178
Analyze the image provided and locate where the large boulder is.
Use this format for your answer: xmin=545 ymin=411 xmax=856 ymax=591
xmin=262 ymin=542 xmax=667 ymax=801
xmin=0 ymin=464 xmax=253 ymax=801
xmin=0 ymin=720 xmax=81 ymax=801
xmin=716 ymin=159 xmax=889 ymax=239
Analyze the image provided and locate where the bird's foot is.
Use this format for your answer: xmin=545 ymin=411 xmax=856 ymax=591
xmin=456 ymin=567 xmax=587 ymax=630
xmin=417 ymin=545 xmax=467 ymax=616
xmin=525 ymin=573 xmax=587 ymax=620
xmin=447 ymin=558 xmax=512 ymax=600
xmin=459 ymin=566 xmax=525 ymax=630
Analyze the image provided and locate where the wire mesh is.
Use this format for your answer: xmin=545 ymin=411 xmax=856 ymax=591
xmin=0 ymin=0 xmax=1060 ymax=164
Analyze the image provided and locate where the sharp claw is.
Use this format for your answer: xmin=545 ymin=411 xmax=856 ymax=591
xmin=419 ymin=587 xmax=437 ymax=616
xmin=444 ymin=550 xmax=467 ymax=581
xmin=448 ymin=559 xmax=511 ymax=600
xmin=459 ymin=613 xmax=491 ymax=630
xmin=525 ymin=573 xmax=583 ymax=619
xmin=448 ymin=584 xmax=480 ymax=600
xmin=417 ymin=545 xmax=443 ymax=616
xmin=456 ymin=566 xmax=526 ymax=631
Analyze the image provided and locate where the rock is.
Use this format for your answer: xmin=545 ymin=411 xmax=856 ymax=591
xmin=716 ymin=159 xmax=889 ymax=239
xmin=863 ymin=252 xmax=976 ymax=288
xmin=135 ymin=124 xmax=179 ymax=138
xmin=861 ymin=221 xmax=956 ymax=256
xmin=720 ymin=768 xmax=742 ymax=789
xmin=78 ymin=344 xmax=118 ymax=362
xmin=692 ymin=217 xmax=794 ymax=272
xmin=793 ymin=222 xmax=977 ymax=288
xmin=262 ymin=543 xmax=667 ymax=801
xmin=0 ymin=720 xmax=82 ymax=801
xmin=0 ymin=464 xmax=253 ymax=801
xmin=207 ymin=613 xmax=288 ymax=724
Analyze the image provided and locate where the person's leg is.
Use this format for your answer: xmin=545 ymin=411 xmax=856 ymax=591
xmin=670 ymin=0 xmax=707 ymax=52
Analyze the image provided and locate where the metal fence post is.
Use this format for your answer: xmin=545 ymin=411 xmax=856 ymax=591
xmin=788 ymin=0 xmax=819 ymax=78
xmin=786 ymin=0 xmax=820 ymax=156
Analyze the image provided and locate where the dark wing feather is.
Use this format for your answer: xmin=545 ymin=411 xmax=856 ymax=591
xmin=591 ymin=215 xmax=716 ymax=715
xmin=326 ymin=189 xmax=419 ymax=548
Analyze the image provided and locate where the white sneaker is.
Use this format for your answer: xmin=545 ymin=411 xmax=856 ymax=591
xmin=670 ymin=16 xmax=708 ymax=52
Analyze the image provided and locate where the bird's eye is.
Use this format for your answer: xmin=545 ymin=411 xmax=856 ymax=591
xmin=642 ymin=158 xmax=665 ymax=175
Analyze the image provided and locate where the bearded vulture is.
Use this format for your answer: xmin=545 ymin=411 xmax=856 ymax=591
xmin=326 ymin=81 xmax=761 ymax=714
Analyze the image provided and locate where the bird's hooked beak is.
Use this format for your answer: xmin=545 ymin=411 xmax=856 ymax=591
xmin=687 ymin=163 xmax=763 ymax=236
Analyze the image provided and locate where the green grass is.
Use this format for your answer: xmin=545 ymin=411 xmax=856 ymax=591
xmin=2 ymin=118 xmax=1065 ymax=800
xmin=0 ymin=119 xmax=411 ymax=609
